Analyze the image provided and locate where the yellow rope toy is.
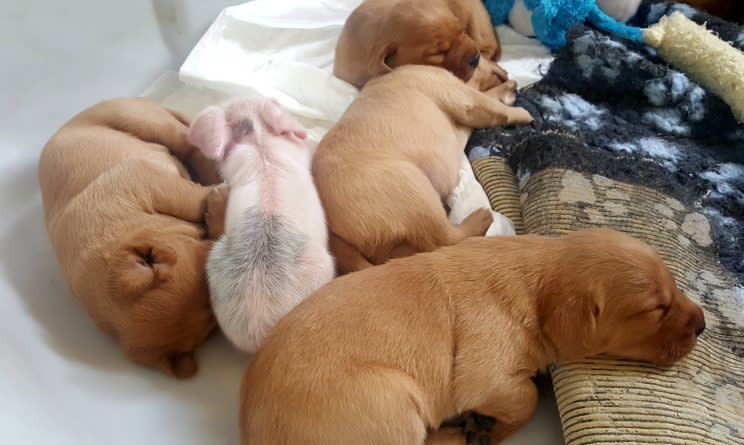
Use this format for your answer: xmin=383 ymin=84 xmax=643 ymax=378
xmin=644 ymin=12 xmax=744 ymax=123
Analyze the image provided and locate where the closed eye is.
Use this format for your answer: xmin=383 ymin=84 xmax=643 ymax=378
xmin=427 ymin=51 xmax=447 ymax=64
xmin=654 ymin=304 xmax=670 ymax=316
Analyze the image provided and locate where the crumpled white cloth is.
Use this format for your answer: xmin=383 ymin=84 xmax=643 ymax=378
xmin=178 ymin=0 xmax=552 ymax=235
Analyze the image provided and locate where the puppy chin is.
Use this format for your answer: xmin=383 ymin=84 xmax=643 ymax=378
xmin=457 ymin=68 xmax=476 ymax=82
xmin=653 ymin=339 xmax=698 ymax=366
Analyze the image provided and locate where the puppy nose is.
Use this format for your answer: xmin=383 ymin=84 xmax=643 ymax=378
xmin=695 ymin=318 xmax=705 ymax=337
xmin=468 ymin=53 xmax=480 ymax=68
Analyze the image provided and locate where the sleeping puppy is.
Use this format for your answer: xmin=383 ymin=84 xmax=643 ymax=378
xmin=188 ymin=97 xmax=335 ymax=354
xmin=39 ymin=98 xmax=222 ymax=379
xmin=335 ymin=0 xmax=505 ymax=88
xmin=313 ymin=60 xmax=532 ymax=274
xmin=240 ymin=229 xmax=706 ymax=445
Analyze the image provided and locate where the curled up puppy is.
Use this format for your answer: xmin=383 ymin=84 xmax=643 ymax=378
xmin=335 ymin=0 xmax=505 ymax=88
xmin=189 ymin=97 xmax=335 ymax=353
xmin=39 ymin=98 xmax=222 ymax=379
xmin=314 ymin=59 xmax=533 ymax=274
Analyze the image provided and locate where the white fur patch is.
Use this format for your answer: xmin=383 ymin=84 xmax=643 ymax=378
xmin=518 ymin=168 xmax=532 ymax=189
xmin=609 ymin=137 xmax=680 ymax=170
xmin=540 ymin=94 xmax=606 ymax=130
xmin=688 ymin=86 xmax=706 ymax=121
xmin=735 ymin=287 xmax=744 ymax=311
xmin=573 ymin=33 xmax=625 ymax=81
xmin=468 ymin=145 xmax=492 ymax=160
xmin=703 ymin=207 xmax=738 ymax=228
xmin=736 ymin=31 xmax=744 ymax=46
xmin=700 ymin=163 xmax=744 ymax=202
xmin=644 ymin=80 xmax=669 ymax=106
xmin=642 ymin=109 xmax=690 ymax=135
xmin=670 ymin=3 xmax=696 ymax=18
xmin=669 ymin=71 xmax=690 ymax=101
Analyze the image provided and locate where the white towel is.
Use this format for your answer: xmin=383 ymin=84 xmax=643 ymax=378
xmin=176 ymin=0 xmax=553 ymax=234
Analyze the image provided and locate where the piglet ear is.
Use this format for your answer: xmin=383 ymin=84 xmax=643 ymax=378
xmin=188 ymin=106 xmax=231 ymax=160
xmin=260 ymin=98 xmax=307 ymax=140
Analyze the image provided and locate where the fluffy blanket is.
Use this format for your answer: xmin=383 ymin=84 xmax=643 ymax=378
xmin=466 ymin=1 xmax=744 ymax=443
xmin=469 ymin=0 xmax=744 ymax=281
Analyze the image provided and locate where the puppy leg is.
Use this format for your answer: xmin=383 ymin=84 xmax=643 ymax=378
xmin=486 ymin=80 xmax=519 ymax=106
xmin=341 ymin=369 xmax=430 ymax=445
xmin=470 ymin=380 xmax=538 ymax=444
xmin=407 ymin=204 xmax=492 ymax=253
xmin=432 ymin=78 xmax=532 ymax=128
xmin=455 ymin=208 xmax=493 ymax=238
xmin=204 ymin=185 xmax=230 ymax=239
xmin=389 ymin=242 xmax=417 ymax=259
xmin=184 ymin=150 xmax=222 ymax=186
xmin=399 ymin=175 xmax=492 ymax=253
xmin=89 ymin=99 xmax=192 ymax=155
xmin=134 ymin=164 xmax=215 ymax=223
xmin=89 ymin=99 xmax=221 ymax=184
xmin=330 ymin=233 xmax=374 ymax=274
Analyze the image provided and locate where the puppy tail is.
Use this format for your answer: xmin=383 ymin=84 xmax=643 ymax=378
xmin=329 ymin=233 xmax=374 ymax=275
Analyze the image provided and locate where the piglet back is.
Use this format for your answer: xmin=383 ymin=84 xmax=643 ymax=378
xmin=207 ymin=207 xmax=309 ymax=353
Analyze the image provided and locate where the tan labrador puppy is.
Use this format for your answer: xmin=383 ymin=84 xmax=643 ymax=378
xmin=335 ymin=0 xmax=504 ymax=88
xmin=39 ymin=98 xmax=223 ymax=379
xmin=240 ymin=229 xmax=705 ymax=444
xmin=313 ymin=61 xmax=532 ymax=274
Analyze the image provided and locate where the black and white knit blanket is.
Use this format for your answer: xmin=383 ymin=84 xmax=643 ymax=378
xmin=467 ymin=1 xmax=744 ymax=282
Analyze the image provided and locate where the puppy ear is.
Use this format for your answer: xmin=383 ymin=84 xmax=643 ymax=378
xmin=112 ymin=240 xmax=178 ymax=299
xmin=188 ymin=106 xmax=231 ymax=161
xmin=260 ymin=98 xmax=307 ymax=140
xmin=372 ymin=44 xmax=395 ymax=76
xmin=542 ymin=294 xmax=599 ymax=359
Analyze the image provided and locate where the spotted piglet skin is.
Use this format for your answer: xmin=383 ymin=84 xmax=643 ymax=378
xmin=189 ymin=97 xmax=335 ymax=353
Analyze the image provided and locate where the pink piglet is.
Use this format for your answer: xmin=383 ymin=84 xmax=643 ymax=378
xmin=188 ymin=96 xmax=335 ymax=353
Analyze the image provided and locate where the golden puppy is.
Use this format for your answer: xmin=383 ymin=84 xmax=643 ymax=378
xmin=39 ymin=98 xmax=223 ymax=379
xmin=313 ymin=61 xmax=532 ymax=274
xmin=335 ymin=0 xmax=505 ymax=88
xmin=240 ymin=229 xmax=705 ymax=444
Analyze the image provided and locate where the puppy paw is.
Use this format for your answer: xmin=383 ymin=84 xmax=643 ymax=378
xmin=466 ymin=431 xmax=492 ymax=445
xmin=442 ymin=412 xmax=496 ymax=445
xmin=508 ymin=107 xmax=533 ymax=126
xmin=205 ymin=184 xmax=230 ymax=239
xmin=485 ymin=211 xmax=516 ymax=237
xmin=487 ymin=79 xmax=518 ymax=105
xmin=460 ymin=208 xmax=493 ymax=237
xmin=464 ymin=413 xmax=496 ymax=445
xmin=425 ymin=427 xmax=466 ymax=445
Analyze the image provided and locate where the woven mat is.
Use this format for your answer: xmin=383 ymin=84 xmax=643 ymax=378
xmin=472 ymin=157 xmax=525 ymax=234
xmin=472 ymin=157 xmax=744 ymax=444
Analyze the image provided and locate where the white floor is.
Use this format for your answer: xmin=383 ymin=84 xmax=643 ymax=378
xmin=0 ymin=1 xmax=563 ymax=444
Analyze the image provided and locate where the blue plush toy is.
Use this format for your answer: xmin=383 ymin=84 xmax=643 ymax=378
xmin=484 ymin=0 xmax=643 ymax=50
